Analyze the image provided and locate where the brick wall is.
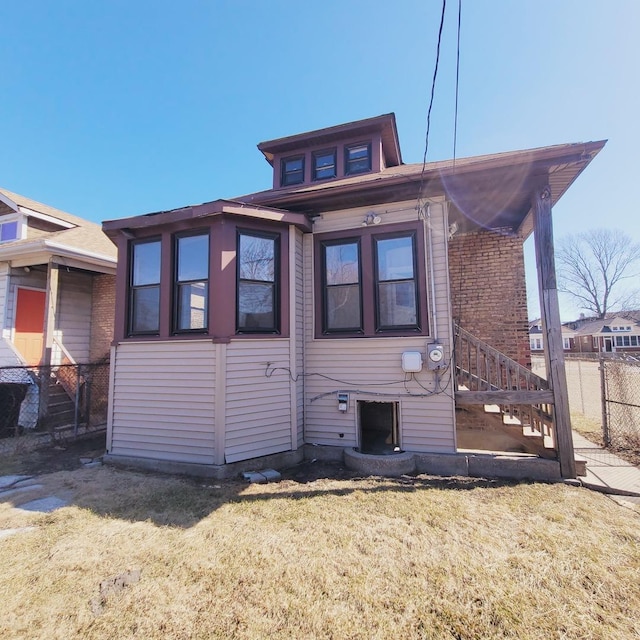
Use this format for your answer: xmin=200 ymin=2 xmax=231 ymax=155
xmin=90 ymin=274 xmax=116 ymax=362
xmin=448 ymin=228 xmax=531 ymax=367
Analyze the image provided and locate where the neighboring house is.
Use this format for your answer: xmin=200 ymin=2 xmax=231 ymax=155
xmin=570 ymin=315 xmax=640 ymax=353
xmin=529 ymin=319 xmax=574 ymax=352
xmin=102 ymin=113 xmax=604 ymax=479
xmin=0 ymin=188 xmax=117 ymax=368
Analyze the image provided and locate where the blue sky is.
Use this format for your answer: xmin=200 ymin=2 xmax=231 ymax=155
xmin=1 ymin=0 xmax=638 ymax=319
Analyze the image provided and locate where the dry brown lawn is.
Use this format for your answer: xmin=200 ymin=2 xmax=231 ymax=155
xmin=0 ymin=464 xmax=639 ymax=640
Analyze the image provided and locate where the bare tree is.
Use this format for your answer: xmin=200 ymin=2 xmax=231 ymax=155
xmin=556 ymin=229 xmax=640 ymax=319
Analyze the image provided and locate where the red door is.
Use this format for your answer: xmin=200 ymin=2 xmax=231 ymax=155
xmin=14 ymin=288 xmax=46 ymax=365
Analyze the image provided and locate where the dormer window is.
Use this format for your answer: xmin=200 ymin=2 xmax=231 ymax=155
xmin=0 ymin=219 xmax=19 ymax=243
xmin=345 ymin=142 xmax=372 ymax=175
xmin=281 ymin=155 xmax=305 ymax=186
xmin=313 ymin=149 xmax=337 ymax=181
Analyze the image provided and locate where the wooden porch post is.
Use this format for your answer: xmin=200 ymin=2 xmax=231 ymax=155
xmin=42 ymin=260 xmax=60 ymax=367
xmin=38 ymin=260 xmax=60 ymax=424
xmin=532 ymin=184 xmax=576 ymax=478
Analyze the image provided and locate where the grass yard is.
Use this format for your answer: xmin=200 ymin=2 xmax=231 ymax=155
xmin=0 ymin=464 xmax=639 ymax=640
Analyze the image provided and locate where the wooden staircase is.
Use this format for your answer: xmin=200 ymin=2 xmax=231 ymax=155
xmin=453 ymin=324 xmax=557 ymax=458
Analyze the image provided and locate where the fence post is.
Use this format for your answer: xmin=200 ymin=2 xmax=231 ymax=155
xmin=600 ymin=356 xmax=610 ymax=447
xmin=74 ymin=363 xmax=80 ymax=438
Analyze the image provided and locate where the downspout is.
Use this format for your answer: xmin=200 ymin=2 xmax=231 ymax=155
xmin=426 ymin=204 xmax=438 ymax=341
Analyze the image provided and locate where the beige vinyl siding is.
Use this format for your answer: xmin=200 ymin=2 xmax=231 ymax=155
xmin=304 ymin=199 xmax=456 ymax=453
xmin=295 ymin=229 xmax=305 ymax=445
xmin=225 ymin=339 xmax=292 ymax=463
xmin=54 ymin=270 xmax=93 ymax=363
xmin=110 ymin=341 xmax=216 ymax=464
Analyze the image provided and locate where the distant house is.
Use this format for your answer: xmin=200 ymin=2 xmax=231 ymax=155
xmin=529 ymin=319 xmax=575 ymax=352
xmin=103 ymin=113 xmax=604 ymax=479
xmin=570 ymin=315 xmax=640 ymax=353
xmin=0 ymin=188 xmax=116 ymax=368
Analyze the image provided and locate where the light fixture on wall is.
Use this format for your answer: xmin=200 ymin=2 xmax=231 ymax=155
xmin=448 ymin=221 xmax=459 ymax=240
xmin=23 ymin=266 xmax=31 ymax=273
xmin=362 ymin=212 xmax=381 ymax=226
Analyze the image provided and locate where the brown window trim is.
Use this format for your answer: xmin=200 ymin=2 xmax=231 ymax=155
xmin=128 ymin=236 xmax=162 ymax=337
xmin=344 ymin=141 xmax=372 ymax=175
xmin=281 ymin=155 xmax=305 ymax=187
xmin=314 ymin=221 xmax=429 ymax=339
xmin=172 ymin=229 xmax=210 ymax=335
xmin=236 ymin=228 xmax=281 ymax=334
xmin=312 ymin=148 xmax=337 ymax=181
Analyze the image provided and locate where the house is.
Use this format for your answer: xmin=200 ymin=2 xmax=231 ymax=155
xmin=529 ymin=319 xmax=575 ymax=352
xmin=102 ymin=113 xmax=605 ymax=480
xmin=570 ymin=315 xmax=640 ymax=353
xmin=0 ymin=188 xmax=117 ymax=367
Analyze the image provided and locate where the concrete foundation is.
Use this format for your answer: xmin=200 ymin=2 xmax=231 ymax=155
xmin=103 ymin=448 xmax=304 ymax=480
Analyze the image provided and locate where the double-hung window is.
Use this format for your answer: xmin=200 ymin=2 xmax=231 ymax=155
xmin=237 ymin=230 xmax=279 ymax=332
xmin=174 ymin=232 xmax=209 ymax=332
xmin=281 ymin=156 xmax=305 ymax=186
xmin=374 ymin=233 xmax=419 ymax=331
xmin=129 ymin=239 xmax=161 ymax=334
xmin=313 ymin=148 xmax=337 ymax=180
xmin=322 ymin=239 xmax=362 ymax=332
xmin=345 ymin=142 xmax=372 ymax=175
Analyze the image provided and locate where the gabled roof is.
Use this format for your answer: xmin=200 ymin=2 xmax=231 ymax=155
xmin=574 ymin=316 xmax=640 ymax=335
xmin=0 ymin=188 xmax=116 ymax=269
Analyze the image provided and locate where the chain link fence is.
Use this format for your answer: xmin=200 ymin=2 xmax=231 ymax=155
xmin=0 ymin=361 xmax=110 ymax=441
xmin=533 ymin=353 xmax=640 ymax=461
xmin=601 ymin=357 xmax=640 ymax=452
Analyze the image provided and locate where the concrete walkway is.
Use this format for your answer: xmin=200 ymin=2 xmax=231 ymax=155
xmin=572 ymin=431 xmax=640 ymax=504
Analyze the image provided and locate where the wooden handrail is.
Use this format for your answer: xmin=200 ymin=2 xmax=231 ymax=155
xmin=453 ymin=323 xmax=555 ymax=445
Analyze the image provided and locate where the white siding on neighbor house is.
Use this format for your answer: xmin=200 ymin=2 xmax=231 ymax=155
xmin=0 ymin=263 xmax=8 ymax=333
xmin=109 ymin=341 xmax=216 ymax=464
xmin=0 ymin=263 xmax=23 ymax=367
xmin=304 ymin=199 xmax=456 ymax=453
xmin=54 ymin=270 xmax=93 ymax=363
xmin=225 ymin=339 xmax=292 ymax=463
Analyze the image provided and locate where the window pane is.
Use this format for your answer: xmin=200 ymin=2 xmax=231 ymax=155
xmin=326 ymin=284 xmax=361 ymax=330
xmin=239 ymin=234 xmax=275 ymax=282
xmin=177 ymin=282 xmax=207 ymax=331
xmin=133 ymin=241 xmax=161 ymax=286
xmin=314 ymin=150 xmax=336 ymax=179
xmin=178 ymin=234 xmax=208 ymax=281
xmin=131 ymin=287 xmax=160 ymax=333
xmin=378 ymin=281 xmax=417 ymax=327
xmin=282 ymin=156 xmax=304 ymax=185
xmin=0 ymin=221 xmax=18 ymax=242
xmin=377 ymin=236 xmax=414 ymax=281
xmin=346 ymin=144 xmax=371 ymax=174
xmin=325 ymin=243 xmax=359 ymax=285
xmin=238 ymin=282 xmax=274 ymax=329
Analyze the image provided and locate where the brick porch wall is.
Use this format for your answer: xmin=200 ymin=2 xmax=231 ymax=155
xmin=90 ymin=274 xmax=116 ymax=362
xmin=448 ymin=228 xmax=531 ymax=367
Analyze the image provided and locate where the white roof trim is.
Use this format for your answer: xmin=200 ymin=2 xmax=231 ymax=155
xmin=18 ymin=206 xmax=76 ymax=229
xmin=0 ymin=192 xmax=18 ymax=212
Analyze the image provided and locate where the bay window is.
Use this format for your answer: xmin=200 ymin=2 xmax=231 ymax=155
xmin=129 ymin=239 xmax=161 ymax=334
xmin=237 ymin=230 xmax=279 ymax=332
xmin=174 ymin=232 xmax=209 ymax=332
